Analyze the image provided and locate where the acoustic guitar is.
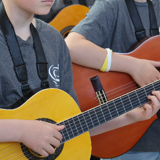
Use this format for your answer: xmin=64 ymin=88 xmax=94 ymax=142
xmin=72 ymin=35 xmax=160 ymax=158
xmin=49 ymin=4 xmax=89 ymax=38
xmin=0 ymin=44 xmax=160 ymax=159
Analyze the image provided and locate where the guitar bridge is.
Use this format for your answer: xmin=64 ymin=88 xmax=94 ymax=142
xmin=90 ymin=76 xmax=108 ymax=104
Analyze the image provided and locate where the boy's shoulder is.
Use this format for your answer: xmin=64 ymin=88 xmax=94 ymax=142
xmin=36 ymin=18 xmax=62 ymax=38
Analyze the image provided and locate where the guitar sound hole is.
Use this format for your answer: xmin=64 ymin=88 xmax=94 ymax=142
xmin=21 ymin=118 xmax=64 ymax=160
xmin=60 ymin=25 xmax=75 ymax=38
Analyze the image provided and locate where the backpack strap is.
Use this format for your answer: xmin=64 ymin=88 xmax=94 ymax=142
xmin=125 ymin=0 xmax=159 ymax=42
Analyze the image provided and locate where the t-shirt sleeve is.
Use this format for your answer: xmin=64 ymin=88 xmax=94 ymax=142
xmin=71 ymin=0 xmax=116 ymax=47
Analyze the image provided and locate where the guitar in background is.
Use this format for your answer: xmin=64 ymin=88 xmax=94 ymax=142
xmin=72 ymin=35 xmax=160 ymax=159
xmin=49 ymin=4 xmax=90 ymax=38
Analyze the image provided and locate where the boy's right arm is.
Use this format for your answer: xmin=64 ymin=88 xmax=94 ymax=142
xmin=0 ymin=119 xmax=64 ymax=157
xmin=65 ymin=32 xmax=160 ymax=87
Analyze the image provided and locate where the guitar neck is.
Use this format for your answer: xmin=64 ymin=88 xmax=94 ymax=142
xmin=59 ymin=79 xmax=160 ymax=144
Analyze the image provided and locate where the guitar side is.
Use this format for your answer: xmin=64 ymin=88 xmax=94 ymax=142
xmin=72 ymin=35 xmax=160 ymax=158
xmin=0 ymin=89 xmax=91 ymax=160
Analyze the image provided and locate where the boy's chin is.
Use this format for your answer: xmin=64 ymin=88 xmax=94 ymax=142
xmin=35 ymin=9 xmax=51 ymax=16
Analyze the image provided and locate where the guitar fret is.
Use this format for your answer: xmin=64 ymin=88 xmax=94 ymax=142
xmin=101 ymin=104 xmax=112 ymax=121
xmin=73 ymin=116 xmax=83 ymax=134
xmin=68 ymin=118 xmax=79 ymax=137
xmin=67 ymin=119 xmax=75 ymax=138
xmin=78 ymin=114 xmax=88 ymax=133
xmin=135 ymin=90 xmax=141 ymax=106
xmin=114 ymin=97 xmax=125 ymax=115
xmin=88 ymin=109 xmax=99 ymax=128
xmin=107 ymin=101 xmax=119 ymax=118
xmin=82 ymin=112 xmax=92 ymax=131
xmin=121 ymin=95 xmax=133 ymax=112
xmin=127 ymin=93 xmax=134 ymax=109
xmin=154 ymin=81 xmax=160 ymax=90
xmin=82 ymin=112 xmax=93 ymax=131
xmin=144 ymin=84 xmax=153 ymax=95
xmin=136 ymin=88 xmax=148 ymax=104
xmin=151 ymin=83 xmax=156 ymax=90
xmin=113 ymin=100 xmax=120 ymax=116
xmin=128 ymin=91 xmax=141 ymax=107
xmin=94 ymin=107 xmax=105 ymax=125
xmin=88 ymin=109 xmax=99 ymax=126
xmin=120 ymin=96 xmax=126 ymax=113
xmin=63 ymin=120 xmax=73 ymax=139
xmin=89 ymin=109 xmax=100 ymax=127
xmin=72 ymin=116 xmax=80 ymax=135
xmin=105 ymin=103 xmax=113 ymax=119
xmin=60 ymin=123 xmax=70 ymax=142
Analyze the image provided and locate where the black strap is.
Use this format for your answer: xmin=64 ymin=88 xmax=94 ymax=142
xmin=63 ymin=0 xmax=87 ymax=6
xmin=78 ymin=0 xmax=87 ymax=6
xmin=63 ymin=0 xmax=73 ymax=6
xmin=0 ymin=2 xmax=49 ymax=95
xmin=30 ymin=24 xmax=49 ymax=89
xmin=147 ymin=0 xmax=159 ymax=36
xmin=125 ymin=0 xmax=159 ymax=42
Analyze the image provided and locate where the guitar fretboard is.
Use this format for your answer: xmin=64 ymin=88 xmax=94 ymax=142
xmin=58 ymin=80 xmax=160 ymax=144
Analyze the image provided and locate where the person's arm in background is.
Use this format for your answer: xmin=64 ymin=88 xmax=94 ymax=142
xmin=65 ymin=32 xmax=160 ymax=87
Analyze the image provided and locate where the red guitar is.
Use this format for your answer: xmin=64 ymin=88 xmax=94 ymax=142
xmin=72 ymin=35 xmax=160 ymax=158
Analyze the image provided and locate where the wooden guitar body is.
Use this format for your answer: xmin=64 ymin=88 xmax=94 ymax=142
xmin=0 ymin=89 xmax=91 ymax=160
xmin=72 ymin=35 xmax=160 ymax=158
xmin=49 ymin=4 xmax=89 ymax=37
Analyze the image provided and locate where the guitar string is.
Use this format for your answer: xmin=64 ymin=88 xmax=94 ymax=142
xmin=2 ymin=82 xmax=158 ymax=160
xmin=1 ymin=82 xmax=159 ymax=154
xmin=95 ymin=81 xmax=137 ymax=103
xmin=103 ymin=81 xmax=136 ymax=95
xmin=95 ymin=78 xmax=158 ymax=104
xmin=58 ymin=80 xmax=160 ymax=143
xmin=0 ymin=94 xmax=157 ymax=159
xmin=0 ymin=80 xmax=159 ymax=158
xmin=104 ymin=82 xmax=137 ymax=99
xmin=98 ymin=68 xmax=160 ymax=99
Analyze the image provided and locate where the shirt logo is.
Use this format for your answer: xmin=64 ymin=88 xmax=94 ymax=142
xmin=49 ymin=64 xmax=60 ymax=87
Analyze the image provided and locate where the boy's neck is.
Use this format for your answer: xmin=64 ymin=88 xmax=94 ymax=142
xmin=3 ymin=0 xmax=35 ymax=41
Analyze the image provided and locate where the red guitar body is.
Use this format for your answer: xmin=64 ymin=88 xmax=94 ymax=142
xmin=72 ymin=35 xmax=160 ymax=158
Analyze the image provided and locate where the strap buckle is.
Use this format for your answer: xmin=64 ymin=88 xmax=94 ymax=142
xmin=21 ymin=83 xmax=31 ymax=95
xmin=41 ymin=80 xmax=49 ymax=89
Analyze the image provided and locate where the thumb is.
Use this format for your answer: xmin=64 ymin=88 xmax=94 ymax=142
xmin=45 ymin=122 xmax=65 ymax=131
xmin=151 ymin=61 xmax=160 ymax=67
xmin=55 ymin=124 xmax=65 ymax=131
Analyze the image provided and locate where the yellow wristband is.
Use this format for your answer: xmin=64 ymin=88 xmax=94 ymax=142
xmin=100 ymin=52 xmax=108 ymax=72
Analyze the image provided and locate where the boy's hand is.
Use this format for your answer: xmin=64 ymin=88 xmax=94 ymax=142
xmin=126 ymin=91 xmax=160 ymax=122
xmin=19 ymin=120 xmax=65 ymax=157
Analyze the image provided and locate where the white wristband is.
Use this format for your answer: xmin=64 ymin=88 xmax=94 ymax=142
xmin=105 ymin=48 xmax=112 ymax=72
